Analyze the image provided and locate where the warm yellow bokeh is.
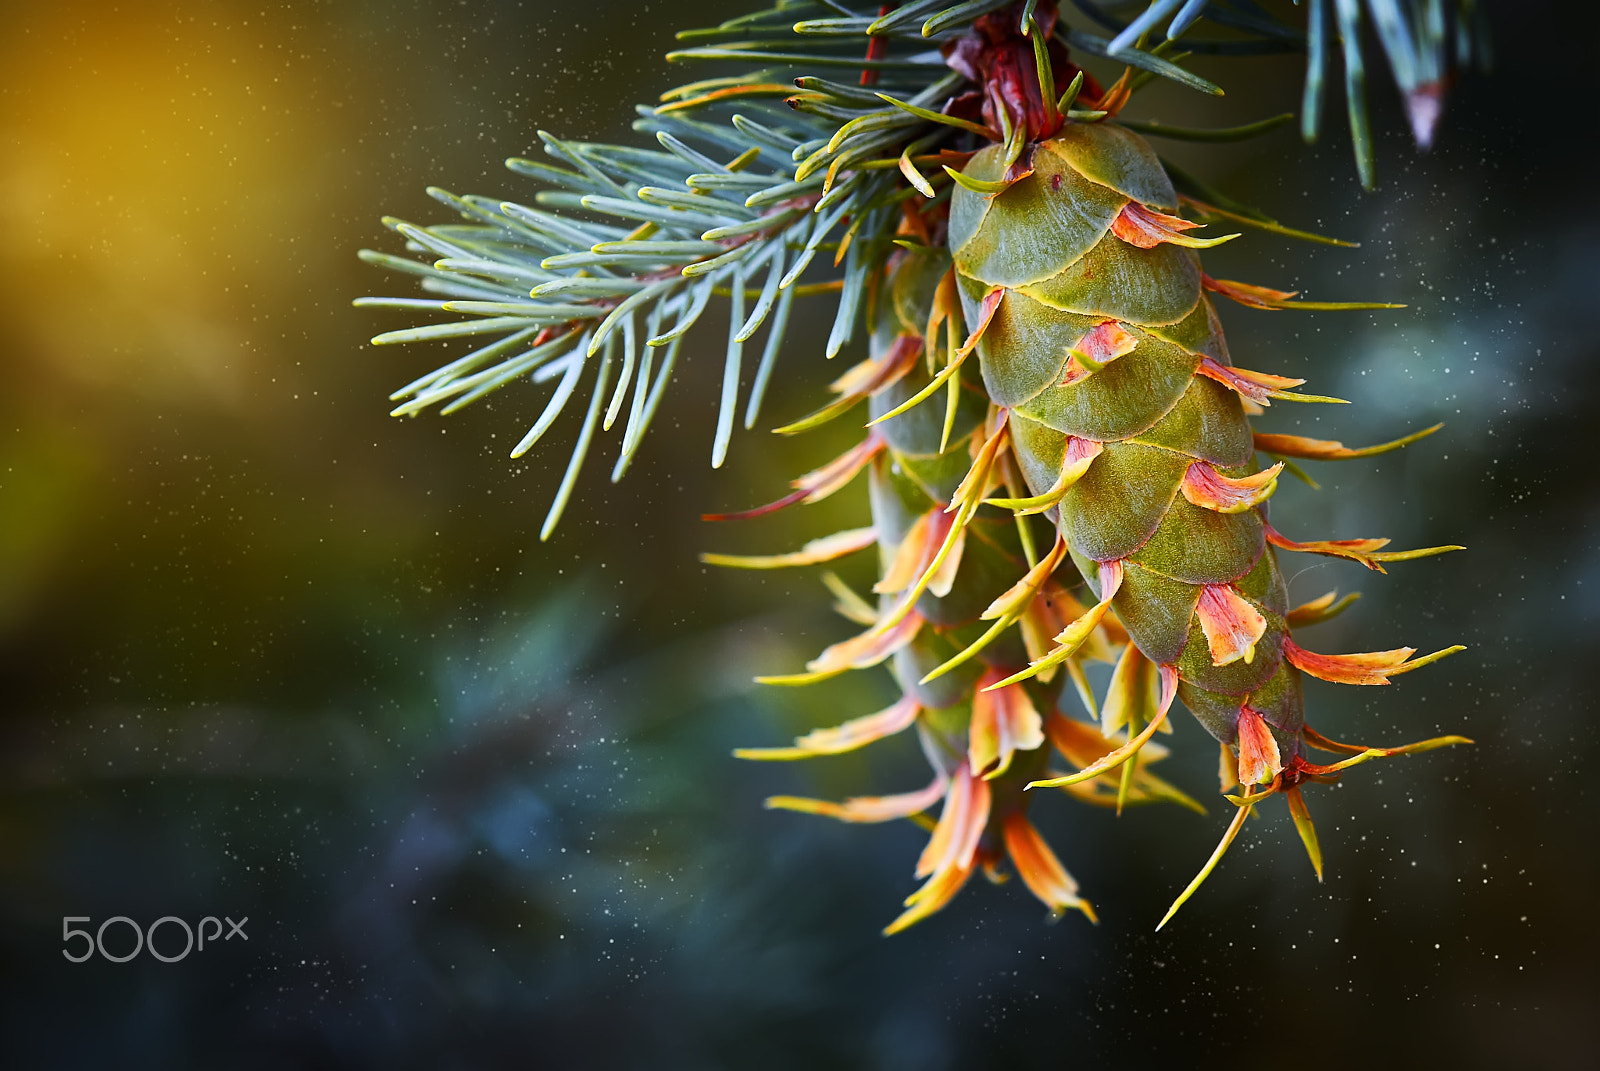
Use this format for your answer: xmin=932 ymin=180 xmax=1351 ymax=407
xmin=0 ymin=4 xmax=333 ymax=402
xmin=0 ymin=3 xmax=366 ymax=628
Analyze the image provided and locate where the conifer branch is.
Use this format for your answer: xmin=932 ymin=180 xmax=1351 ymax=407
xmin=358 ymin=0 xmax=1486 ymax=535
